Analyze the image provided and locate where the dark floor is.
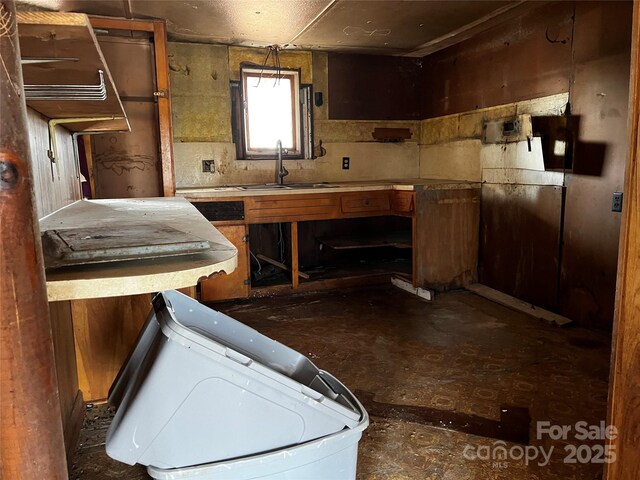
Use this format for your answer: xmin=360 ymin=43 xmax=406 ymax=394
xmin=69 ymin=285 xmax=611 ymax=479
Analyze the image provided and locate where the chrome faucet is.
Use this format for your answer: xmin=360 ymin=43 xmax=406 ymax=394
xmin=276 ymin=139 xmax=289 ymax=185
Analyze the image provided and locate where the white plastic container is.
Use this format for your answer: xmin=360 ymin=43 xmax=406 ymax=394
xmin=106 ymin=290 xmax=364 ymax=469
xmin=147 ymin=403 xmax=369 ymax=480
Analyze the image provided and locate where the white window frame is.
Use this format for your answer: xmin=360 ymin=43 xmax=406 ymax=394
xmin=241 ymin=66 xmax=302 ymax=158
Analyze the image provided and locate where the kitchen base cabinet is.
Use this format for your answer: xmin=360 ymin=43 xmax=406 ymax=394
xmin=189 ymin=183 xmax=481 ymax=299
xmin=69 ymin=286 xmax=198 ymax=402
xmin=200 ymin=224 xmax=250 ymax=302
xmin=414 ymin=188 xmax=481 ymax=290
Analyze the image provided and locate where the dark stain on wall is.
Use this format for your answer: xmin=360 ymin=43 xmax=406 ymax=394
xmin=328 ymin=53 xmax=422 ymax=120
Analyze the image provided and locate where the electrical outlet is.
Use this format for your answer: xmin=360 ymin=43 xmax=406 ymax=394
xmin=342 ymin=157 xmax=350 ymax=170
xmin=202 ymin=160 xmax=215 ymax=173
xmin=612 ymin=192 xmax=623 ymax=212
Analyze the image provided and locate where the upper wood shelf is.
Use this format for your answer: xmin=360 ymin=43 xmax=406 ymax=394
xmin=318 ymin=232 xmax=412 ymax=250
xmin=17 ymin=11 xmax=130 ymax=133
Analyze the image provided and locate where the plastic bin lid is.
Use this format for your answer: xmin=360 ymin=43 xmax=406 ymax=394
xmin=156 ymin=291 xmax=361 ymax=424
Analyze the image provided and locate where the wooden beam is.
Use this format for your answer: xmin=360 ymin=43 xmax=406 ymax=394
xmin=251 ymin=273 xmax=392 ymax=298
xmin=89 ymin=16 xmax=155 ymax=32
xmin=256 ymin=253 xmax=309 ymax=280
xmin=391 ymin=275 xmax=433 ymax=301
xmin=606 ymin=2 xmax=640 ymax=478
xmin=291 ymin=221 xmax=299 ymax=288
xmin=466 ymin=284 xmax=572 ymax=327
xmin=153 ymin=21 xmax=176 ymax=197
xmin=0 ymin=2 xmax=68 ymax=478
xmin=83 ymin=135 xmax=96 ymax=197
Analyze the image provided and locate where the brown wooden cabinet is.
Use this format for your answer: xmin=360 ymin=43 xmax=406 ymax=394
xmin=190 ymin=185 xmax=480 ymax=299
xmin=200 ymin=224 xmax=250 ymax=302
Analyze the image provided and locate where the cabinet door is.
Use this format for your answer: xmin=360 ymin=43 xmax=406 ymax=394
xmin=390 ymin=191 xmax=415 ymax=215
xmin=200 ymin=225 xmax=250 ymax=301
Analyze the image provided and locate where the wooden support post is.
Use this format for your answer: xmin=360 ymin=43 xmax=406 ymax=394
xmin=0 ymin=1 xmax=68 ymax=478
xmin=606 ymin=2 xmax=640 ymax=479
xmin=83 ymin=135 xmax=95 ymax=197
xmin=153 ymin=21 xmax=175 ymax=197
xmin=291 ymin=221 xmax=299 ymax=289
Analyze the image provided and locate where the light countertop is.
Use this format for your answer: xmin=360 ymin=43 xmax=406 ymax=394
xmin=177 ymin=179 xmax=481 ymax=198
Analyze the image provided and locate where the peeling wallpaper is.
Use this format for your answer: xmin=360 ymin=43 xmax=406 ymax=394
xmin=169 ymin=42 xmax=421 ymax=187
xmin=169 ymin=42 xmax=232 ymax=143
xmin=418 ymin=93 xmax=569 ymax=183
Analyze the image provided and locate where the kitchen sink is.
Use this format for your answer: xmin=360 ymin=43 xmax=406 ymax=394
xmin=286 ymin=183 xmax=337 ymax=189
xmin=237 ymin=184 xmax=290 ymax=190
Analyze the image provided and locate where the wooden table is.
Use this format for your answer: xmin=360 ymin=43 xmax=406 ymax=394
xmin=41 ymin=197 xmax=238 ymax=449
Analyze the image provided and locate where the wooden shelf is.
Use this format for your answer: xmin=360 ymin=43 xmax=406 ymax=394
xmin=40 ymin=197 xmax=237 ymax=301
xmin=318 ymin=231 xmax=412 ymax=250
xmin=17 ymin=11 xmax=129 ymax=133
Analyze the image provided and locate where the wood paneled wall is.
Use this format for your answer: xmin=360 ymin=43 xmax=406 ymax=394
xmin=419 ymin=1 xmax=574 ymax=119
xmin=27 ymin=108 xmax=81 ymax=219
xmin=328 ymin=53 xmax=422 ymax=120
xmin=559 ymin=1 xmax=633 ymax=329
xmin=415 ymin=0 xmax=633 ymax=328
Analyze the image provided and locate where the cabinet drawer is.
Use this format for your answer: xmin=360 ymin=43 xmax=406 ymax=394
xmin=340 ymin=192 xmax=391 ymax=214
xmin=391 ymin=191 xmax=415 ymax=214
xmin=191 ymin=201 xmax=245 ymax=221
xmin=245 ymin=194 xmax=339 ymax=223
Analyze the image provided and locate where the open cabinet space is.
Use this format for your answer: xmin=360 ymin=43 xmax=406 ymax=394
xmin=248 ymin=216 xmax=413 ymax=290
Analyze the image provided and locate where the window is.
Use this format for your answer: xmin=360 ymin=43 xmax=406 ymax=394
xmin=233 ymin=66 xmax=313 ymax=160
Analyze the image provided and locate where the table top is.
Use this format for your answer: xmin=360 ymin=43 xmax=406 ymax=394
xmin=40 ymin=197 xmax=237 ymax=301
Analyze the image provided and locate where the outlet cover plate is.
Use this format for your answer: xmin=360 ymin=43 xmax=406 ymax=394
xmin=612 ymin=192 xmax=623 ymax=212
xmin=202 ymin=160 xmax=215 ymax=173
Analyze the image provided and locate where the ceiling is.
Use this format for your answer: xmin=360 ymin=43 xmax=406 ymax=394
xmin=17 ymin=0 xmax=536 ymax=56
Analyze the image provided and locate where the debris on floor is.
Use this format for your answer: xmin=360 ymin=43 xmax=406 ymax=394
xmin=70 ymin=286 xmax=611 ymax=480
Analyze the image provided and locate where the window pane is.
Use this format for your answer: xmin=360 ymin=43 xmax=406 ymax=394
xmin=246 ymin=75 xmax=294 ymax=150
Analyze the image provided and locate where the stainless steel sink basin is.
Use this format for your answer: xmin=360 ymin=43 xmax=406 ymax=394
xmin=237 ymin=183 xmax=336 ymax=190
xmin=285 ymin=183 xmax=336 ymax=189
xmin=237 ymin=184 xmax=290 ymax=190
